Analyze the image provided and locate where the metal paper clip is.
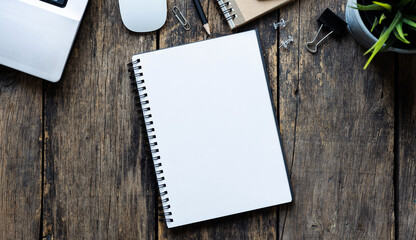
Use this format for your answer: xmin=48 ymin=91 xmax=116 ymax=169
xmin=273 ymin=19 xmax=289 ymax=29
xmin=173 ymin=6 xmax=190 ymax=31
xmin=279 ymin=36 xmax=294 ymax=49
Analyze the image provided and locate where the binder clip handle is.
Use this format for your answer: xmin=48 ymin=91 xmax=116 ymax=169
xmin=306 ymin=8 xmax=347 ymax=54
xmin=306 ymin=25 xmax=333 ymax=53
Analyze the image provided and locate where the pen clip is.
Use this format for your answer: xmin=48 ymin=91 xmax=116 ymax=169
xmin=173 ymin=6 xmax=190 ymax=31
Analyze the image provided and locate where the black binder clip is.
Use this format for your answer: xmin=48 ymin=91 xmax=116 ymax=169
xmin=306 ymin=8 xmax=347 ymax=53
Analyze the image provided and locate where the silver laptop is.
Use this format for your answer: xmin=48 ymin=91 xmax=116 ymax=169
xmin=0 ymin=0 xmax=88 ymax=82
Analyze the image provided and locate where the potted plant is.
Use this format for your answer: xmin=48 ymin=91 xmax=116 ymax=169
xmin=345 ymin=0 xmax=416 ymax=69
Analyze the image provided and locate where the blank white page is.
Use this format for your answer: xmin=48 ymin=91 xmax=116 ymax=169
xmin=132 ymin=30 xmax=292 ymax=228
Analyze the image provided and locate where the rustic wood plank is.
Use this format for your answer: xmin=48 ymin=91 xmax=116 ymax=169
xmin=0 ymin=67 xmax=42 ymax=239
xmin=42 ymin=0 xmax=157 ymax=239
xmin=277 ymin=1 xmax=301 ymax=238
xmin=158 ymin=0 xmax=280 ymax=238
xmin=278 ymin=0 xmax=395 ymax=239
xmin=397 ymin=54 xmax=416 ymax=240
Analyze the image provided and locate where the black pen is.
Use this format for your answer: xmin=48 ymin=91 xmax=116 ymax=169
xmin=192 ymin=0 xmax=211 ymax=35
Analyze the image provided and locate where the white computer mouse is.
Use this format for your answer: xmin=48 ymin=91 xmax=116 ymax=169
xmin=119 ymin=0 xmax=167 ymax=32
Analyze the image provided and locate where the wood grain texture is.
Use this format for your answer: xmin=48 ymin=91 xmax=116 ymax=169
xmin=157 ymin=0 xmax=280 ymax=239
xmin=2 ymin=0 xmax=415 ymax=238
xmin=41 ymin=0 xmax=157 ymax=239
xmin=0 ymin=67 xmax=42 ymax=239
xmin=397 ymin=54 xmax=416 ymax=240
xmin=278 ymin=0 xmax=395 ymax=239
xmin=277 ymin=1 xmax=301 ymax=238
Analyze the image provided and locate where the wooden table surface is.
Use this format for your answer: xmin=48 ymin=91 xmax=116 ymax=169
xmin=1 ymin=0 xmax=415 ymax=239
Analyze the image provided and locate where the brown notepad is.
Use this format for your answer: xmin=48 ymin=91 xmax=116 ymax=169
xmin=216 ymin=0 xmax=293 ymax=29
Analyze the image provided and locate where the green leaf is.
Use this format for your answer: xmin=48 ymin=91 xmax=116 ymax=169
xmin=379 ymin=13 xmax=386 ymax=24
xmin=403 ymin=14 xmax=416 ymax=21
xmin=403 ymin=18 xmax=416 ymax=30
xmin=394 ymin=29 xmax=411 ymax=43
xmin=351 ymin=3 xmax=385 ymax=11
xmin=372 ymin=1 xmax=392 ymax=11
xmin=380 ymin=37 xmax=396 ymax=52
xmin=364 ymin=27 xmax=386 ymax=55
xmin=395 ymin=21 xmax=411 ymax=43
xmin=372 ymin=17 xmax=379 ymax=32
xmin=364 ymin=11 xmax=403 ymax=69
xmin=398 ymin=0 xmax=411 ymax=7
xmin=365 ymin=26 xmax=390 ymax=55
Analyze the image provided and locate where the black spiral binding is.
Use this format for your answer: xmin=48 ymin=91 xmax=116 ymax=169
xmin=127 ymin=59 xmax=173 ymax=224
xmin=218 ymin=0 xmax=237 ymax=22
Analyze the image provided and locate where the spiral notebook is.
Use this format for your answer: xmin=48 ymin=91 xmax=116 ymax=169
xmin=128 ymin=30 xmax=292 ymax=228
xmin=216 ymin=0 xmax=294 ymax=29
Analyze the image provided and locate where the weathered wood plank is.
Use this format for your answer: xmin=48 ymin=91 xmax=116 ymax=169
xmin=279 ymin=0 xmax=395 ymax=239
xmin=42 ymin=0 xmax=157 ymax=239
xmin=0 ymin=67 xmax=42 ymax=239
xmin=158 ymin=0 xmax=280 ymax=238
xmin=397 ymin=54 xmax=416 ymax=240
xmin=277 ymin=1 xmax=301 ymax=238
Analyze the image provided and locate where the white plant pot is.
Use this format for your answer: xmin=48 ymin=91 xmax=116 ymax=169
xmin=345 ymin=0 xmax=416 ymax=54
